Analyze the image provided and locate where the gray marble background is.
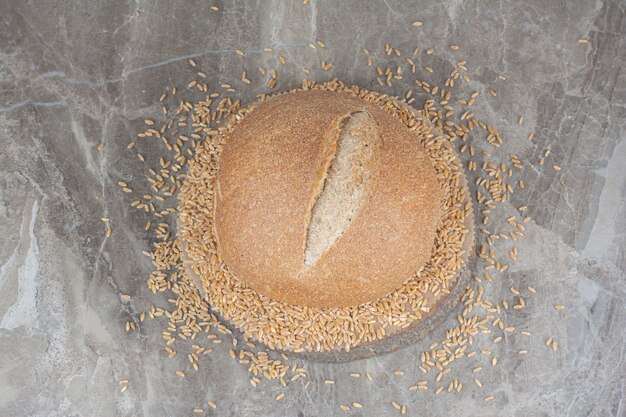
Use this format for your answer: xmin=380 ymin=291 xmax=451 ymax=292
xmin=1 ymin=1 xmax=625 ymax=416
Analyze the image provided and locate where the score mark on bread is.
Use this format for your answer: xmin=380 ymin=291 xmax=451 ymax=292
xmin=303 ymin=111 xmax=381 ymax=270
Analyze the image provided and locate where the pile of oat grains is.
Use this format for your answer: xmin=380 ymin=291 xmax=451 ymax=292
xmin=178 ymin=80 xmax=471 ymax=353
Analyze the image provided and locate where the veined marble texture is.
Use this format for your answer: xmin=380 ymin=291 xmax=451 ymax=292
xmin=0 ymin=1 xmax=625 ymax=416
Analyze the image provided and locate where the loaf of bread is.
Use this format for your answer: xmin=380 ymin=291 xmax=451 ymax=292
xmin=214 ymin=90 xmax=445 ymax=307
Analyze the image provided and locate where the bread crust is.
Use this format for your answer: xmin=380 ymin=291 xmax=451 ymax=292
xmin=215 ymin=89 xmax=445 ymax=307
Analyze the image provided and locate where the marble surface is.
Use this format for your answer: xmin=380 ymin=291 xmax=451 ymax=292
xmin=1 ymin=1 xmax=625 ymax=416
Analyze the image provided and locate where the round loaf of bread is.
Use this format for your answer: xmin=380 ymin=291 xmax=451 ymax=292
xmin=215 ymin=89 xmax=445 ymax=307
